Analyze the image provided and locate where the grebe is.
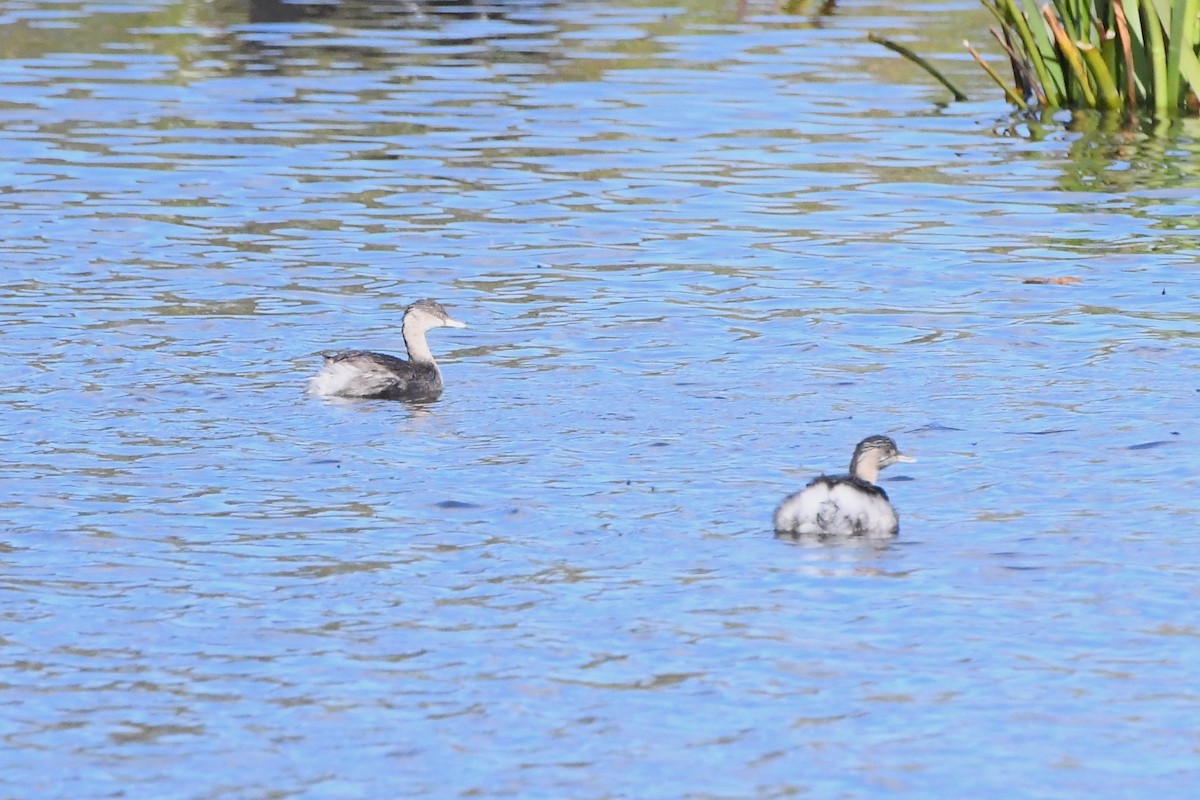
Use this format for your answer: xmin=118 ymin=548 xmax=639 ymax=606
xmin=307 ymin=299 xmax=466 ymax=401
xmin=774 ymin=435 xmax=915 ymax=539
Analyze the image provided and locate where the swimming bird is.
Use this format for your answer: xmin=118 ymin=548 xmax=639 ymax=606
xmin=774 ymin=435 xmax=915 ymax=539
xmin=307 ymin=299 xmax=466 ymax=401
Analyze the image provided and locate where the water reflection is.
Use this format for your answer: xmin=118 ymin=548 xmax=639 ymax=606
xmin=245 ymin=0 xmax=531 ymax=26
xmin=1000 ymin=112 xmax=1200 ymax=207
xmin=247 ymin=0 xmax=341 ymax=25
xmin=1 ymin=0 xmax=1199 ymax=797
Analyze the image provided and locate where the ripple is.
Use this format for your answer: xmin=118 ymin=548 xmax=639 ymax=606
xmin=1 ymin=0 xmax=1199 ymax=797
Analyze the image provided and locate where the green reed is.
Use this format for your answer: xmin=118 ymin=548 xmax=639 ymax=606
xmin=876 ymin=0 xmax=1200 ymax=118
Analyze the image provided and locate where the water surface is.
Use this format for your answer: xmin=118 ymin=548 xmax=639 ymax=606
xmin=2 ymin=0 xmax=1200 ymax=797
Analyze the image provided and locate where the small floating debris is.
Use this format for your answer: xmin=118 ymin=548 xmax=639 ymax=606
xmin=1022 ymin=276 xmax=1082 ymax=285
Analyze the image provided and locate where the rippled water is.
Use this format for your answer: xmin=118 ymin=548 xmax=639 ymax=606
xmin=2 ymin=0 xmax=1200 ymax=796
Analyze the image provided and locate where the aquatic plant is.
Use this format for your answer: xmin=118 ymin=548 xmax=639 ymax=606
xmin=875 ymin=0 xmax=1200 ymax=118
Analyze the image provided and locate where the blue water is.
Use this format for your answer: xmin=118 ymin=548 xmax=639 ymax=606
xmin=2 ymin=0 xmax=1199 ymax=796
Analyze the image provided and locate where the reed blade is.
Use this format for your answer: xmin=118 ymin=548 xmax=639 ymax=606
xmin=1112 ymin=0 xmax=1141 ymax=114
xmin=1167 ymin=0 xmax=1199 ymax=104
xmin=868 ymin=34 xmax=971 ymax=101
xmin=1050 ymin=0 xmax=1084 ymax=39
xmin=1177 ymin=45 xmax=1200 ymax=106
xmin=966 ymin=40 xmax=1031 ymax=107
xmin=991 ymin=24 xmax=1046 ymax=102
xmin=1141 ymin=0 xmax=1170 ymax=116
xmin=1001 ymin=0 xmax=1065 ymax=103
xmin=1044 ymin=3 xmax=1101 ymax=105
xmin=1078 ymin=41 xmax=1124 ymax=107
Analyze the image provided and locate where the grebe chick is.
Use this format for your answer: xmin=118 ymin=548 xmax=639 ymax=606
xmin=774 ymin=435 xmax=915 ymax=539
xmin=307 ymin=299 xmax=466 ymax=401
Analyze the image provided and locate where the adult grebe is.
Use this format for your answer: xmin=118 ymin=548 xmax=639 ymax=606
xmin=774 ymin=435 xmax=915 ymax=538
xmin=307 ymin=299 xmax=466 ymax=401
